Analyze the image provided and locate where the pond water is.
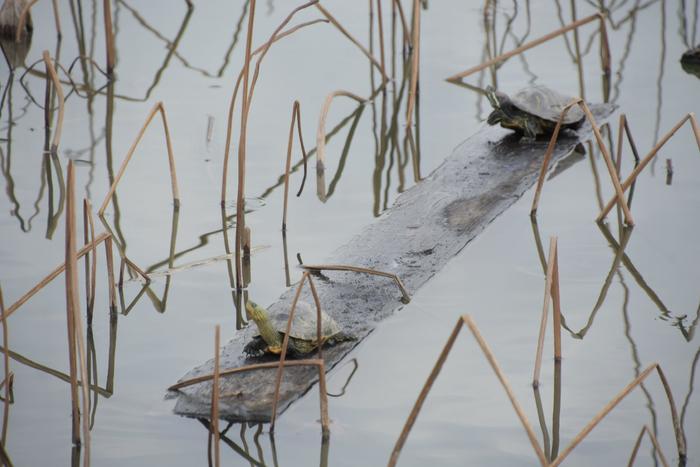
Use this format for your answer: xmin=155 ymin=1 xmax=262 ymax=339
xmin=1 ymin=0 xmax=699 ymax=465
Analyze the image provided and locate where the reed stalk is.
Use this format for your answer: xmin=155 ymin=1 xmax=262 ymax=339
xmin=375 ymin=0 xmax=387 ymax=86
xmin=282 ymin=100 xmax=308 ymax=232
xmin=41 ymin=51 xmax=64 ymax=156
xmin=301 ymin=264 xmax=410 ymax=303
xmin=388 ymin=314 xmax=547 ymax=467
xmin=232 ymin=0 xmax=257 ymax=290
xmin=532 ymin=237 xmax=562 ymax=387
xmin=627 ymin=425 xmax=669 ymax=467
xmin=98 ymin=101 xmax=180 ymax=215
xmin=103 ymin=0 xmax=115 ymax=74
xmin=391 ymin=0 xmax=410 ymax=49
xmin=315 ymin=3 xmax=388 ymax=81
xmin=104 ymin=237 xmax=116 ymax=310
xmin=3 ymin=232 xmax=110 ymax=319
xmin=82 ymin=200 xmax=97 ymax=323
xmin=0 ymin=286 xmax=9 ymax=446
xmin=446 ymin=13 xmax=610 ymax=82
xmin=597 ymin=112 xmax=700 ymax=221
xmin=405 ymin=0 xmax=420 ymax=127
xmin=64 ymin=162 xmax=85 ymax=459
xmin=212 ymin=325 xmax=220 ymax=467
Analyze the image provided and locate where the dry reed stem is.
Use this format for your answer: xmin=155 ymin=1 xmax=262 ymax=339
xmin=212 ymin=325 xmax=220 ymax=467
xmin=316 ymin=90 xmax=368 ymax=170
xmin=405 ymin=0 xmax=420 ymax=127
xmin=4 ymin=233 xmax=111 ymax=319
xmin=15 ymin=0 xmax=38 ymax=42
xmin=104 ymin=237 xmax=116 ymax=309
xmin=232 ymin=0 xmax=257 ymax=290
xmin=627 ymin=425 xmax=669 ymax=467
xmin=220 ymin=19 xmax=326 ymax=205
xmin=375 ymin=0 xmax=387 ymax=86
xmin=65 ymin=162 xmax=89 ymax=462
xmin=169 ymin=359 xmax=323 ymax=391
xmin=282 ymin=101 xmax=308 ymax=231
xmin=446 ymin=13 xmax=609 ymax=82
xmin=529 ymin=99 xmax=633 ymax=225
xmin=103 ymin=0 xmax=115 ymax=73
xmin=301 ymin=264 xmax=411 ymax=303
xmin=315 ymin=3 xmax=388 ymax=81
xmin=550 ymin=363 xmax=685 ymax=466
xmin=597 ymin=112 xmax=700 ymax=221
xmin=41 ymin=51 xmax=65 ymax=155
xmin=0 ymin=286 xmax=10 ymax=445
xmin=269 ymin=273 xmax=328 ymax=434
xmin=391 ymin=0 xmax=410 ymax=48
xmin=532 ymin=237 xmax=562 ymax=387
xmin=271 ymin=272 xmax=312 ymax=430
xmin=98 ymin=101 xmax=180 ymax=216
xmin=82 ymin=200 xmax=97 ymax=321
xmin=388 ymin=314 xmax=547 ymax=467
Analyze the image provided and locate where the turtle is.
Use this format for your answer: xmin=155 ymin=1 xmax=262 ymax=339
xmin=485 ymin=85 xmax=585 ymax=139
xmin=680 ymin=46 xmax=700 ymax=79
xmin=243 ymin=300 xmax=354 ymax=357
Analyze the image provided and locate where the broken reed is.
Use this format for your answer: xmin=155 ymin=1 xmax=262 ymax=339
xmin=315 ymin=3 xmax=388 ymax=82
xmin=98 ymin=101 xmax=180 ymax=216
xmin=65 ymin=162 xmax=90 ymax=467
xmin=627 ymin=425 xmax=669 ymax=467
xmin=315 ymin=90 xmax=368 ymax=201
xmin=446 ymin=13 xmax=610 ymax=83
xmin=41 ymin=50 xmax=64 ymax=156
xmin=301 ymin=263 xmax=410 ymax=303
xmin=529 ymin=98 xmax=633 ymax=225
xmin=388 ymin=314 xmax=686 ymax=466
xmin=531 ymin=109 xmax=700 ymax=225
xmin=282 ymin=100 xmax=308 ymax=232
xmin=597 ymin=112 xmax=700 ymax=221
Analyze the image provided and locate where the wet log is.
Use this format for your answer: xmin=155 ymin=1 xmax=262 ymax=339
xmin=169 ymin=103 xmax=615 ymax=422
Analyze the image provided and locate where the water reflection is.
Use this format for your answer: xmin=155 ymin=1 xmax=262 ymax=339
xmin=198 ymin=419 xmax=331 ymax=467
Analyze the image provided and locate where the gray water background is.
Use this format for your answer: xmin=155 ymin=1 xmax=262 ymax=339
xmin=1 ymin=1 xmax=699 ymax=465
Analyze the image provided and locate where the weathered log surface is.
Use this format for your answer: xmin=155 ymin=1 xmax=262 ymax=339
xmin=169 ymin=104 xmax=614 ymax=421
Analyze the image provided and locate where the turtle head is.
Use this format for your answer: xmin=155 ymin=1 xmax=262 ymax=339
xmin=485 ymin=87 xmax=525 ymax=130
xmin=245 ymin=300 xmax=282 ymax=351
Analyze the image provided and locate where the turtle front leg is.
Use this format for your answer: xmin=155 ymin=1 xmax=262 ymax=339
xmin=244 ymin=336 xmax=269 ymax=357
xmin=522 ymin=119 xmax=540 ymax=140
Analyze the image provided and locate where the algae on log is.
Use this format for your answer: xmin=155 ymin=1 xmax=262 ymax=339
xmin=169 ymin=104 xmax=615 ymax=422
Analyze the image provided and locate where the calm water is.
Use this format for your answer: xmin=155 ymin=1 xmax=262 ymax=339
xmin=1 ymin=1 xmax=699 ymax=465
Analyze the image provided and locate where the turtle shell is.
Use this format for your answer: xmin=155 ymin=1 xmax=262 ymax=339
xmin=510 ymin=85 xmax=584 ymax=125
xmin=268 ymin=301 xmax=341 ymax=341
